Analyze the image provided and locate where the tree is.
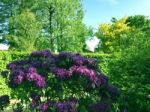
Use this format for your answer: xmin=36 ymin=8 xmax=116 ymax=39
xmin=6 ymin=10 xmax=41 ymax=51
xmin=1 ymin=0 xmax=86 ymax=52
xmin=36 ymin=0 xmax=86 ymax=52
xmin=0 ymin=0 xmax=39 ymax=42
xmin=111 ymin=17 xmax=118 ymax=23
xmin=126 ymin=15 xmax=150 ymax=36
xmin=0 ymin=0 xmax=17 ymax=40
xmin=126 ymin=15 xmax=150 ymax=28
xmin=97 ymin=17 xmax=131 ymax=53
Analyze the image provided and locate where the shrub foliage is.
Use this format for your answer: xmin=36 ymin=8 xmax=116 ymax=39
xmin=2 ymin=50 xmax=119 ymax=112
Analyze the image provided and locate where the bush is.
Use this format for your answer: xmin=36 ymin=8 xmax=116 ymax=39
xmin=2 ymin=50 xmax=119 ymax=112
xmin=106 ymin=38 xmax=150 ymax=112
xmin=0 ymin=51 xmax=110 ymax=97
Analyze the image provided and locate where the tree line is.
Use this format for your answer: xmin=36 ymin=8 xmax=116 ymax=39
xmin=0 ymin=0 xmax=90 ymax=52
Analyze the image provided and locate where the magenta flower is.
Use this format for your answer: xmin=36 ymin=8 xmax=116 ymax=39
xmin=39 ymin=103 xmax=49 ymax=112
xmin=51 ymin=67 xmax=71 ymax=79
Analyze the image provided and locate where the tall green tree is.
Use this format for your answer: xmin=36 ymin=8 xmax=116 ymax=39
xmin=35 ymin=0 xmax=86 ymax=52
xmin=1 ymin=0 xmax=86 ymax=52
xmin=126 ymin=15 xmax=150 ymax=36
xmin=0 ymin=0 xmax=39 ymax=42
xmin=6 ymin=10 xmax=41 ymax=51
xmin=0 ymin=0 xmax=16 ymax=39
xmin=126 ymin=15 xmax=150 ymax=28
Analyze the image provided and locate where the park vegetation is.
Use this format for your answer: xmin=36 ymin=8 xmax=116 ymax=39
xmin=0 ymin=0 xmax=150 ymax=111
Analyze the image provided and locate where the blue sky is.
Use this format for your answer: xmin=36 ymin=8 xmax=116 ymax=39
xmin=82 ymin=0 xmax=150 ymax=28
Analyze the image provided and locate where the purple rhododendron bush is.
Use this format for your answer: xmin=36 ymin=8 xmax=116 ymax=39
xmin=1 ymin=50 xmax=119 ymax=112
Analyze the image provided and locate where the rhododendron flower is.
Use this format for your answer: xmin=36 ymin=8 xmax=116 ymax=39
xmin=4 ymin=50 xmax=119 ymax=112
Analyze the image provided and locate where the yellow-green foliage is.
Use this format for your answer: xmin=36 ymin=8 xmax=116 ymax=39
xmin=81 ymin=52 xmax=111 ymax=58
xmin=98 ymin=17 xmax=130 ymax=52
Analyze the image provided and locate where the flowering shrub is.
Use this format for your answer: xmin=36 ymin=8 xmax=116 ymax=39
xmin=2 ymin=50 xmax=119 ymax=112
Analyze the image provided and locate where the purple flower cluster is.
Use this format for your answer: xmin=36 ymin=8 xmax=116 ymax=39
xmin=6 ymin=50 xmax=99 ymax=85
xmin=72 ymin=55 xmax=97 ymax=68
xmin=56 ymin=98 xmax=78 ymax=112
xmin=4 ymin=50 xmax=119 ymax=111
xmin=42 ymin=58 xmax=56 ymax=68
xmin=70 ymin=65 xmax=96 ymax=81
xmin=39 ymin=102 xmax=49 ymax=112
xmin=38 ymin=100 xmax=56 ymax=112
xmin=30 ymin=92 xmax=41 ymax=108
xmin=70 ymin=66 xmax=108 ymax=88
xmin=6 ymin=60 xmax=29 ymax=70
xmin=27 ymin=67 xmax=46 ymax=88
xmin=7 ymin=62 xmax=17 ymax=70
xmin=58 ymin=52 xmax=73 ymax=59
xmin=9 ymin=69 xmax=25 ymax=87
xmin=72 ymin=55 xmax=87 ymax=65
xmin=93 ymin=74 xmax=108 ymax=87
xmin=30 ymin=60 xmax=42 ymax=68
xmin=30 ymin=100 xmax=37 ymax=108
xmin=30 ymin=49 xmax=51 ymax=58
xmin=30 ymin=97 xmax=77 ymax=112
xmin=30 ymin=92 xmax=40 ymax=101
xmin=8 ymin=66 xmax=46 ymax=88
xmin=50 ymin=67 xmax=71 ymax=79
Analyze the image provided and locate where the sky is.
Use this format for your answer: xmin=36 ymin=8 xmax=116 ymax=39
xmin=82 ymin=0 xmax=150 ymax=28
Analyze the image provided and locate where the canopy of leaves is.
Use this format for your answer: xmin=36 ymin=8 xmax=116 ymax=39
xmin=0 ymin=0 xmax=87 ymax=52
xmin=97 ymin=17 xmax=130 ymax=53
xmin=6 ymin=10 xmax=41 ymax=51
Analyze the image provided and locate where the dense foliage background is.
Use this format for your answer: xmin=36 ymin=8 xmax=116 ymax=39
xmin=0 ymin=50 xmax=150 ymax=111
xmin=0 ymin=0 xmax=150 ymax=112
xmin=0 ymin=0 xmax=91 ymax=52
